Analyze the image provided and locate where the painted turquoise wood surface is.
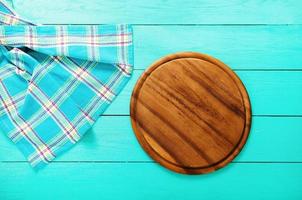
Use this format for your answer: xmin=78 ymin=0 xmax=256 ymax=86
xmin=12 ymin=0 xmax=302 ymax=24
xmin=0 ymin=0 xmax=302 ymax=200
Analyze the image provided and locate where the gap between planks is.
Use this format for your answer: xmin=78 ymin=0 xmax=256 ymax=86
xmin=42 ymin=24 xmax=302 ymax=26
xmin=1 ymin=161 xmax=302 ymax=164
xmin=101 ymin=114 xmax=302 ymax=117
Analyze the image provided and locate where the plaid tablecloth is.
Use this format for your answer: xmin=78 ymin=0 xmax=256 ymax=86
xmin=0 ymin=1 xmax=133 ymax=169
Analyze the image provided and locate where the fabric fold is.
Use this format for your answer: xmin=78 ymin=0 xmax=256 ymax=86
xmin=0 ymin=0 xmax=133 ymax=169
xmin=0 ymin=25 xmax=133 ymax=66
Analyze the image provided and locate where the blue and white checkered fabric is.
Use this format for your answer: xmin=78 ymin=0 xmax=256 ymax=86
xmin=0 ymin=0 xmax=133 ymax=169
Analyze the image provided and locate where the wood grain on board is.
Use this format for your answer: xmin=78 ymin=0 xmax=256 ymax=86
xmin=130 ymin=52 xmax=251 ymax=174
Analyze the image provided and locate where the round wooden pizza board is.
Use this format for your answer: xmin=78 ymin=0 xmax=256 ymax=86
xmin=130 ymin=52 xmax=251 ymax=174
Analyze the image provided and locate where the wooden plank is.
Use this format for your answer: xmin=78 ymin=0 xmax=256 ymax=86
xmin=0 ymin=162 xmax=301 ymax=200
xmin=105 ymin=70 xmax=302 ymax=115
xmin=12 ymin=0 xmax=302 ymax=24
xmin=1 ymin=117 xmax=301 ymax=162
xmin=133 ymin=25 xmax=302 ymax=70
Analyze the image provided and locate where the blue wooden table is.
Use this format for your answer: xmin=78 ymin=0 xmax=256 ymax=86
xmin=0 ymin=0 xmax=302 ymax=199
